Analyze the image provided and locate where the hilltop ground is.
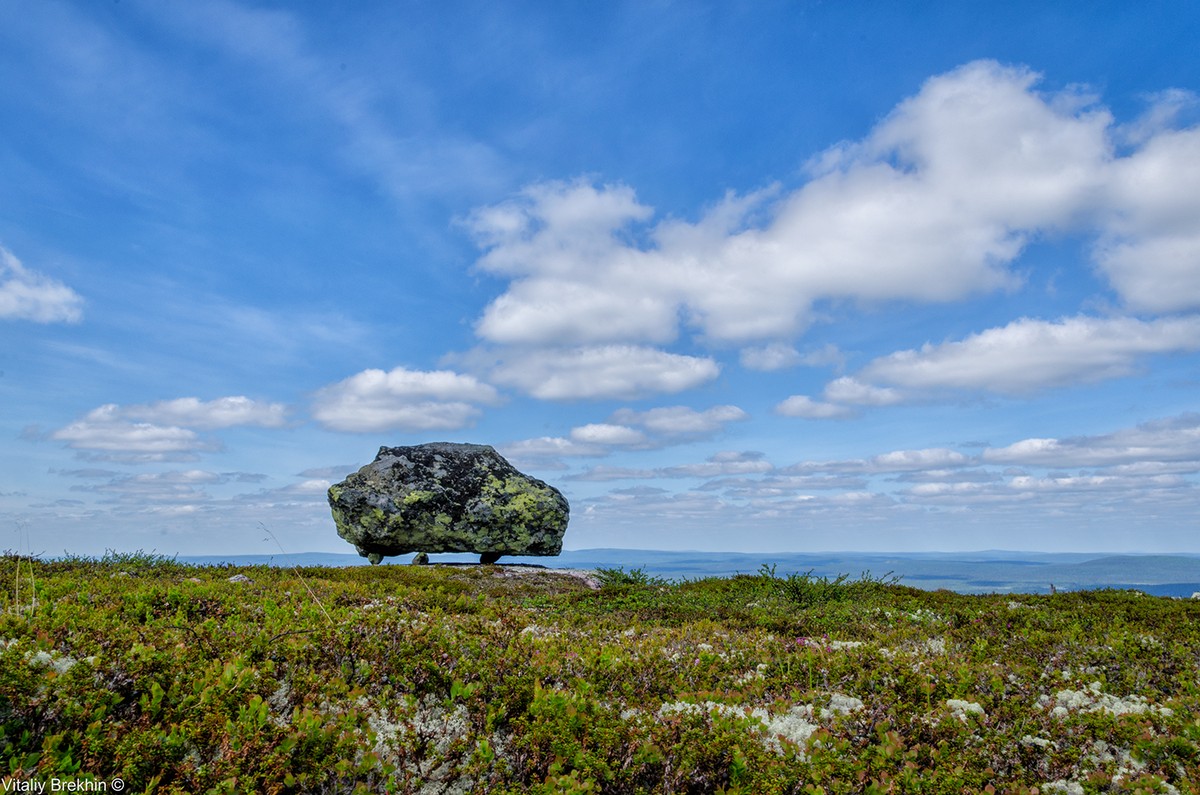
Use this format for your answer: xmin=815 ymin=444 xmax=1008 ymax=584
xmin=2 ymin=553 xmax=1198 ymax=793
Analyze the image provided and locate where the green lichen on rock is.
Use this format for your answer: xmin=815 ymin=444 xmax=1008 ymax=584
xmin=328 ymin=442 xmax=569 ymax=564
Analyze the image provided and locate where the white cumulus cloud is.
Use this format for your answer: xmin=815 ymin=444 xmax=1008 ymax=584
xmin=823 ymin=377 xmax=905 ymax=406
xmin=51 ymin=404 xmax=211 ymax=459
xmin=740 ymin=342 xmax=804 ymax=371
xmin=311 ymin=367 xmax=501 ymax=432
xmin=48 ymin=396 xmax=289 ymax=460
xmin=856 ymin=315 xmax=1200 ymax=395
xmin=741 ymin=343 xmax=844 ymax=372
xmin=774 ymin=395 xmax=855 ymax=419
xmin=121 ymin=396 xmax=289 ymax=429
xmin=570 ymin=423 xmax=647 ymax=446
xmin=488 ymin=345 xmax=719 ymax=400
xmin=983 ymin=413 xmax=1200 ymax=468
xmin=868 ymin=448 xmax=971 ymax=472
xmin=461 ymin=62 xmax=1200 ymax=422
xmin=609 ymin=405 xmax=748 ymax=436
xmin=464 ymin=61 xmax=1128 ymax=350
xmin=1096 ymin=119 xmax=1200 ymax=313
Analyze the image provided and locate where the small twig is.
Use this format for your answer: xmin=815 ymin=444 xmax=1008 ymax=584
xmin=259 ymin=523 xmax=335 ymax=628
xmin=11 ymin=520 xmax=36 ymax=618
xmin=267 ymin=628 xmax=319 ymax=645
xmin=167 ymin=623 xmax=219 ymax=657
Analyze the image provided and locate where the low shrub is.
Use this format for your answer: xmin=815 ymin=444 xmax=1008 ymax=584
xmin=0 ymin=555 xmax=1197 ymax=793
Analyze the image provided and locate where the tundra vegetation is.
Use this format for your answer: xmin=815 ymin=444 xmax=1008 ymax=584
xmin=2 ymin=551 xmax=1198 ymax=793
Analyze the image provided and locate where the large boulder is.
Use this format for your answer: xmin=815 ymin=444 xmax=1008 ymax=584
xmin=328 ymin=442 xmax=569 ymax=565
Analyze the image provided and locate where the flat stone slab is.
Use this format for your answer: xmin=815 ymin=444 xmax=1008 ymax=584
xmin=328 ymin=442 xmax=569 ymax=564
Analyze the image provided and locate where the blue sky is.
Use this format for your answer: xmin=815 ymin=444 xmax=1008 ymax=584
xmin=4 ymin=1 xmax=1200 ymax=557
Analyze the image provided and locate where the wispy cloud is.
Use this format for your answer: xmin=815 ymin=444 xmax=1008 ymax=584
xmin=69 ymin=469 xmax=227 ymax=504
xmin=144 ymin=0 xmax=509 ymax=204
xmin=571 ymin=451 xmax=775 ymax=482
xmin=0 ymin=246 xmax=83 ymax=323
xmin=498 ymin=436 xmax=607 ymax=470
xmin=566 ymin=412 xmax=1200 ymax=543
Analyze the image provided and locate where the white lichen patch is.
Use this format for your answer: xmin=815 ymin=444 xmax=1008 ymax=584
xmin=1054 ymin=740 xmax=1185 ymax=795
xmin=657 ymin=695 xmax=860 ymax=757
xmin=519 ymin=624 xmax=558 ymax=639
xmin=761 ymin=706 xmax=821 ymax=754
xmin=827 ymin=640 xmax=864 ymax=651
xmin=1039 ymin=681 xmax=1173 ymax=718
xmin=20 ymin=644 xmax=92 ymax=675
xmin=267 ymin=680 xmax=292 ymax=727
xmin=823 ymin=693 xmax=865 ymax=717
xmin=360 ymin=695 xmax=495 ymax=795
xmin=733 ymin=663 xmax=769 ymax=685
xmin=945 ymin=698 xmax=986 ymax=723
xmin=922 ymin=637 xmax=947 ymax=655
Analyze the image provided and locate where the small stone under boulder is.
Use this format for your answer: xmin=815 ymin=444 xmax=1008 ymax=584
xmin=328 ymin=442 xmax=569 ymax=565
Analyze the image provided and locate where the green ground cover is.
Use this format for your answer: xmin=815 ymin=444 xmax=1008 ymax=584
xmin=2 ymin=552 xmax=1198 ymax=793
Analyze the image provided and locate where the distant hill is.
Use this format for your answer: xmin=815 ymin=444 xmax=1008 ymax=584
xmin=178 ymin=548 xmax=1200 ymax=597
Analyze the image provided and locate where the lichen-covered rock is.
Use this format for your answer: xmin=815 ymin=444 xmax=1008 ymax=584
xmin=328 ymin=442 xmax=569 ymax=565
